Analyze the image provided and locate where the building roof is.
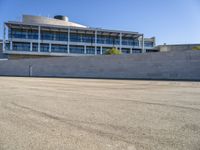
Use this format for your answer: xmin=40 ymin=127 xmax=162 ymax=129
xmin=22 ymin=15 xmax=87 ymax=28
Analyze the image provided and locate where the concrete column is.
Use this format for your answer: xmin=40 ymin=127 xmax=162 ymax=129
xmin=119 ymin=32 xmax=122 ymax=52
xmin=49 ymin=43 xmax=51 ymax=52
xmin=67 ymin=27 xmax=70 ymax=54
xmin=3 ymin=23 xmax=6 ymax=52
xmin=138 ymin=38 xmax=141 ymax=48
xmin=142 ymin=35 xmax=145 ymax=53
xmin=38 ymin=26 xmax=41 ymax=52
xmin=30 ymin=42 xmax=32 ymax=51
xmin=130 ymin=48 xmax=132 ymax=54
xmin=10 ymin=41 xmax=13 ymax=51
xmin=95 ymin=30 xmax=97 ymax=55
xmin=84 ymin=45 xmax=87 ymax=54
xmin=100 ymin=46 xmax=103 ymax=55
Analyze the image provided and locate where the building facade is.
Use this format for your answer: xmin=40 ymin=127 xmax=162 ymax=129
xmin=2 ymin=15 xmax=157 ymax=57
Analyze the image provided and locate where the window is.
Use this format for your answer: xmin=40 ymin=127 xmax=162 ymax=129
xmin=41 ymin=31 xmax=54 ymax=41
xmin=55 ymin=32 xmax=68 ymax=41
xmin=132 ymin=49 xmax=142 ymax=53
xmin=122 ymin=48 xmax=130 ymax=54
xmin=102 ymin=47 xmax=110 ymax=54
xmin=144 ymin=41 xmax=154 ymax=47
xmin=40 ymin=43 xmax=49 ymax=52
xmin=70 ymin=45 xmax=84 ymax=54
xmin=32 ymin=43 xmax=38 ymax=52
xmin=86 ymin=47 xmax=95 ymax=54
xmin=9 ymin=28 xmax=27 ymax=39
xmin=97 ymin=35 xmax=119 ymax=45
xmin=13 ymin=42 xmax=30 ymax=51
xmin=28 ymin=30 xmax=38 ymax=39
xmin=51 ymin=44 xmax=68 ymax=53
xmin=70 ymin=33 xmax=95 ymax=43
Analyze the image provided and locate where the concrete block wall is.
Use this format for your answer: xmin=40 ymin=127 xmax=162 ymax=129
xmin=158 ymin=44 xmax=200 ymax=52
xmin=0 ymin=51 xmax=200 ymax=80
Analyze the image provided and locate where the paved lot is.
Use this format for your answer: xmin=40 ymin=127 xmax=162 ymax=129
xmin=0 ymin=77 xmax=200 ymax=150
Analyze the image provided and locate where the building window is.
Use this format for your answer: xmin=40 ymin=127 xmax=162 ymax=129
xmin=41 ymin=31 xmax=54 ymax=41
xmin=32 ymin=43 xmax=38 ymax=52
xmin=40 ymin=43 xmax=49 ymax=52
xmin=144 ymin=41 xmax=154 ymax=47
xmin=86 ymin=46 xmax=95 ymax=54
xmin=9 ymin=28 xmax=27 ymax=39
xmin=97 ymin=47 xmax=101 ymax=54
xmin=122 ymin=48 xmax=130 ymax=54
xmin=28 ymin=30 xmax=38 ymax=39
xmin=70 ymin=45 xmax=84 ymax=54
xmin=55 ymin=32 xmax=68 ymax=41
xmin=97 ymin=35 xmax=119 ymax=45
xmin=5 ymin=43 xmax=10 ymax=50
xmin=132 ymin=49 xmax=142 ymax=53
xmin=70 ymin=33 xmax=95 ymax=44
xmin=102 ymin=47 xmax=110 ymax=54
xmin=13 ymin=42 xmax=30 ymax=51
xmin=51 ymin=44 xmax=68 ymax=53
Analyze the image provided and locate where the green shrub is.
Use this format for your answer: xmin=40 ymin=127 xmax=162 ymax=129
xmin=192 ymin=46 xmax=200 ymax=50
xmin=105 ymin=48 xmax=122 ymax=55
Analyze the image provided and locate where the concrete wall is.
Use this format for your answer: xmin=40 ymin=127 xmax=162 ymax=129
xmin=158 ymin=44 xmax=200 ymax=52
xmin=0 ymin=51 xmax=200 ymax=80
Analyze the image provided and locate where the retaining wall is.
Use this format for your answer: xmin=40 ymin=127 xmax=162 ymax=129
xmin=0 ymin=51 xmax=200 ymax=80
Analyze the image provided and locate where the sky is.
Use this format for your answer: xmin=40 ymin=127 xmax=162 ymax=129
xmin=0 ymin=0 xmax=199 ymax=45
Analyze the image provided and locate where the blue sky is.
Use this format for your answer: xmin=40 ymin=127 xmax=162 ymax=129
xmin=0 ymin=0 xmax=199 ymax=45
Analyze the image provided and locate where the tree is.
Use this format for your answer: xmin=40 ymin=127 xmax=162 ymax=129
xmin=192 ymin=46 xmax=200 ymax=50
xmin=105 ymin=48 xmax=122 ymax=55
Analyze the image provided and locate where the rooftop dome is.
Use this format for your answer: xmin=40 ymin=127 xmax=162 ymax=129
xmin=54 ymin=15 xmax=69 ymax=22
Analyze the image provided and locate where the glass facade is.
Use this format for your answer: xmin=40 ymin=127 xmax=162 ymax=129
xmin=9 ymin=28 xmax=150 ymax=47
xmin=6 ymin=26 xmax=155 ymax=55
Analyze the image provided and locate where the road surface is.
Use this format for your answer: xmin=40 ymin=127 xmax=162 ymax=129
xmin=0 ymin=77 xmax=200 ymax=150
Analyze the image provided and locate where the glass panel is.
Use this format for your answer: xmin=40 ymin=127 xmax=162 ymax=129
xmin=32 ymin=43 xmax=38 ymax=52
xmin=13 ymin=42 xmax=30 ymax=51
xmin=122 ymin=48 xmax=130 ymax=54
xmin=40 ymin=43 xmax=49 ymax=52
xmin=51 ymin=44 xmax=68 ymax=53
xmin=144 ymin=41 xmax=154 ymax=47
xmin=86 ymin=47 xmax=95 ymax=54
xmin=70 ymin=45 xmax=84 ymax=54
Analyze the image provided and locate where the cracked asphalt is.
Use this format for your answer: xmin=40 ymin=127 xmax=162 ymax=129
xmin=0 ymin=77 xmax=200 ymax=150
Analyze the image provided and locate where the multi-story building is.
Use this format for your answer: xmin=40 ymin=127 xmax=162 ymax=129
xmin=2 ymin=15 xmax=157 ymax=58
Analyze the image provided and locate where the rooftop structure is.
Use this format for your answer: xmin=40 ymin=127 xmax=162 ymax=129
xmin=2 ymin=15 xmax=157 ymax=57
